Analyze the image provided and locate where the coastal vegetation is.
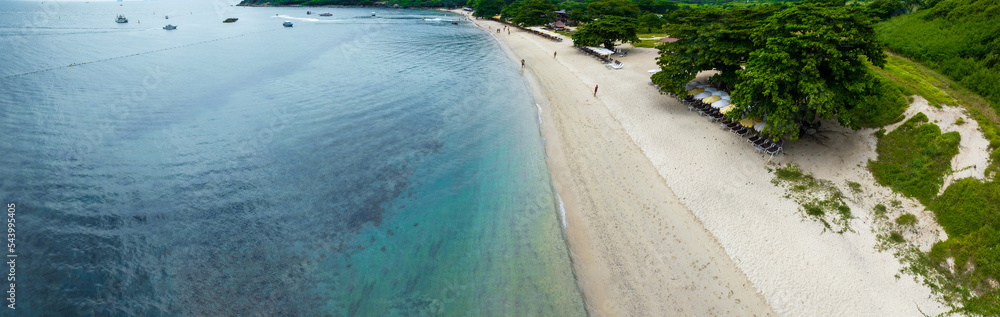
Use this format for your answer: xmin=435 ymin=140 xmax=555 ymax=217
xmin=651 ymin=2 xmax=898 ymax=139
xmin=872 ymin=0 xmax=1000 ymax=312
xmin=772 ymin=164 xmax=853 ymax=233
xmin=876 ymin=0 xmax=1000 ymax=116
xmin=570 ymin=16 xmax=639 ymax=49
xmin=869 ymin=112 xmax=961 ymax=204
xmin=501 ymin=0 xmax=558 ymax=26
xmin=648 ymin=0 xmax=998 ymax=311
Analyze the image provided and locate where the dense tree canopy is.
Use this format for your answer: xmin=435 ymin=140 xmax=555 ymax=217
xmin=652 ymin=3 xmax=888 ymax=139
xmin=472 ymin=0 xmax=506 ymax=17
xmin=651 ymin=6 xmax=778 ymax=95
xmin=585 ymin=0 xmax=642 ymax=19
xmin=571 ymin=16 xmax=640 ymax=49
xmin=502 ymin=0 xmax=557 ymax=26
xmin=634 ymin=0 xmax=680 ymax=13
xmin=878 ymin=0 xmax=1000 ymax=114
xmin=730 ymin=4 xmax=886 ymax=138
xmin=638 ymin=12 xmax=664 ymax=32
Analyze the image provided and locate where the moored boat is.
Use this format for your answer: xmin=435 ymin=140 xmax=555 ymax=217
xmin=283 ymin=21 xmax=293 ymax=27
xmin=319 ymin=13 xmax=332 ymax=16
xmin=115 ymin=15 xmax=128 ymax=23
xmin=223 ymin=18 xmax=238 ymax=23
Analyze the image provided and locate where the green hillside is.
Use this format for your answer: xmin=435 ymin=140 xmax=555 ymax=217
xmin=876 ymin=0 xmax=1000 ymax=114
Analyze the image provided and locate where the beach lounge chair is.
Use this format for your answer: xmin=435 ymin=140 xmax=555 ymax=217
xmin=735 ymin=126 xmax=751 ymax=136
xmin=709 ymin=112 xmax=725 ymax=122
xmin=764 ymin=143 xmax=783 ymax=157
xmin=754 ymin=139 xmax=772 ymax=153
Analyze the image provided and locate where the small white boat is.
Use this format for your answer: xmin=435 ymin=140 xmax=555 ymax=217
xmin=163 ymin=24 xmax=176 ymax=30
xmin=115 ymin=14 xmax=128 ymax=23
xmin=283 ymin=21 xmax=293 ymax=27
xmin=371 ymin=12 xmax=376 ymax=17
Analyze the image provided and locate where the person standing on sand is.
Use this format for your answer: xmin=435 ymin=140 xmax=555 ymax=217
xmin=594 ymin=84 xmax=598 ymax=96
xmin=554 ymin=51 xmax=557 ymax=59
xmin=521 ymin=59 xmax=525 ymax=70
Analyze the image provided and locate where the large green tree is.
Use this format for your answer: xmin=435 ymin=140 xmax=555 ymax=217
xmin=586 ymin=0 xmax=642 ymax=19
xmin=634 ymin=0 xmax=680 ymax=14
xmin=651 ymin=6 xmax=779 ymax=96
xmin=571 ymin=15 xmax=640 ymax=49
xmin=472 ymin=0 xmax=506 ymax=17
xmin=728 ymin=4 xmax=887 ymax=139
xmin=638 ymin=12 xmax=664 ymax=32
xmin=502 ymin=0 xmax=557 ymax=26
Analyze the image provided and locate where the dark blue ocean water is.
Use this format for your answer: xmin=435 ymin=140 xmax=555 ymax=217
xmin=0 ymin=1 xmax=585 ymax=315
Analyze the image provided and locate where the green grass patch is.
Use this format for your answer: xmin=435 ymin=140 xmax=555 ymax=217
xmin=874 ymin=204 xmax=888 ymax=219
xmin=895 ymin=213 xmax=917 ymax=226
xmin=636 ymin=33 xmax=669 ymax=39
xmin=772 ymin=164 xmax=853 ymax=233
xmin=869 ymin=112 xmax=961 ymax=205
xmin=869 ymin=55 xmax=956 ymax=108
xmin=888 ymin=231 xmax=906 ymax=243
xmin=632 ymin=39 xmax=659 ymax=48
xmin=851 ymin=69 xmax=909 ymax=128
xmin=847 ymin=181 xmax=862 ymax=193
xmin=929 ymin=178 xmax=1000 ymax=239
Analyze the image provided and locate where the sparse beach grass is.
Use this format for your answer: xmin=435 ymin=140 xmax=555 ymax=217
xmin=772 ymin=164 xmax=853 ymax=233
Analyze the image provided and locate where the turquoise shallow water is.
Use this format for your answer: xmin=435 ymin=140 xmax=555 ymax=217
xmin=0 ymin=1 xmax=585 ymax=315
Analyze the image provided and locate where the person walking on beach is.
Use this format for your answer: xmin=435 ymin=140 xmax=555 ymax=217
xmin=554 ymin=51 xmax=557 ymax=59
xmin=594 ymin=84 xmax=598 ymax=96
xmin=521 ymin=59 xmax=525 ymax=70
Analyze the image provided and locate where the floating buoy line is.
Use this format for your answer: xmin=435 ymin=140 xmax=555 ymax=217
xmin=1 ymin=27 xmax=282 ymax=80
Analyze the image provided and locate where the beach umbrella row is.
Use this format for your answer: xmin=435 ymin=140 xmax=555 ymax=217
xmin=702 ymin=95 xmax=722 ymax=104
xmin=685 ymin=80 xmax=769 ymax=132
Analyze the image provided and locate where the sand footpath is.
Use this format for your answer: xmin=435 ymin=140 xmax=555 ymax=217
xmin=454 ymin=10 xmax=963 ymax=317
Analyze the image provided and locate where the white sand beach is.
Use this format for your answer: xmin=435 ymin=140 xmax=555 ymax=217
xmin=452 ymin=10 xmax=983 ymax=316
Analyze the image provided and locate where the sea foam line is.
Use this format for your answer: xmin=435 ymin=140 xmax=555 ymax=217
xmin=557 ymin=192 xmax=567 ymax=228
xmin=536 ymin=103 xmax=543 ymax=125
